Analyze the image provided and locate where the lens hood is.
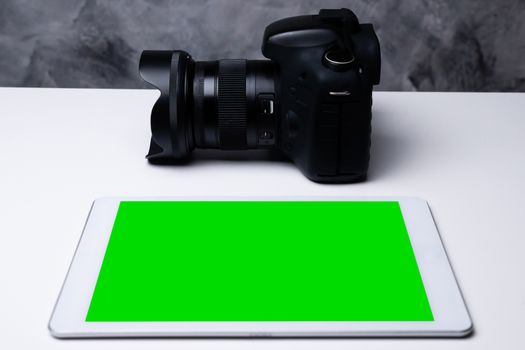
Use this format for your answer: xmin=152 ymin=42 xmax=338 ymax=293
xmin=139 ymin=50 xmax=194 ymax=160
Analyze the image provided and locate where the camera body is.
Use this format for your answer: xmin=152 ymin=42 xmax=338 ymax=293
xmin=139 ymin=9 xmax=380 ymax=183
xmin=262 ymin=9 xmax=380 ymax=182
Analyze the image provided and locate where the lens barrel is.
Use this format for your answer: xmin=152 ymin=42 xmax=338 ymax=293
xmin=140 ymin=51 xmax=277 ymax=160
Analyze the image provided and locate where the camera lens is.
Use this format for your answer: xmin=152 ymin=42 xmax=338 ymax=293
xmin=140 ymin=51 xmax=277 ymax=161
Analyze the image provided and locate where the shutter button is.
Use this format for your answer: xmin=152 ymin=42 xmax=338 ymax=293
xmin=323 ymin=49 xmax=355 ymax=71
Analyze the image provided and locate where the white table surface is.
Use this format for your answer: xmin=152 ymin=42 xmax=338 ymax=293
xmin=0 ymin=88 xmax=524 ymax=349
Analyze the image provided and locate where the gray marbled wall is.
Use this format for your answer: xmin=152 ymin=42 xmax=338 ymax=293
xmin=0 ymin=0 xmax=524 ymax=91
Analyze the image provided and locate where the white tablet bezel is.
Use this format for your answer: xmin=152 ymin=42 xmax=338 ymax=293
xmin=49 ymin=196 xmax=472 ymax=338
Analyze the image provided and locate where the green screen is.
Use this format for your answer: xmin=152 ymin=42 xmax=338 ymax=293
xmin=86 ymin=201 xmax=433 ymax=322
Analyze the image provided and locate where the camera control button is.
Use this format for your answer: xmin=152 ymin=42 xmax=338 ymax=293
xmin=258 ymin=94 xmax=274 ymax=116
xmin=260 ymin=131 xmax=273 ymax=139
xmin=260 ymin=98 xmax=274 ymax=116
xmin=329 ymin=91 xmax=351 ymax=96
xmin=323 ymin=49 xmax=355 ymax=71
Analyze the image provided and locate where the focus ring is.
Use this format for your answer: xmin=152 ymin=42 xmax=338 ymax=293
xmin=218 ymin=59 xmax=247 ymax=149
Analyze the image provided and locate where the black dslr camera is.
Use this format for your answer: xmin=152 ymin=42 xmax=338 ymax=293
xmin=139 ymin=8 xmax=380 ymax=183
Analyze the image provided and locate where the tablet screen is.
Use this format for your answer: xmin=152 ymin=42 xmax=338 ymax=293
xmin=86 ymin=201 xmax=433 ymax=322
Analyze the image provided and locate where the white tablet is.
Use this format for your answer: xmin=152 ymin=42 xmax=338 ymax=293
xmin=49 ymin=197 xmax=472 ymax=338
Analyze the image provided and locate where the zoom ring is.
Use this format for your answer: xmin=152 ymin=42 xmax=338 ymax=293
xmin=218 ymin=60 xmax=247 ymax=149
